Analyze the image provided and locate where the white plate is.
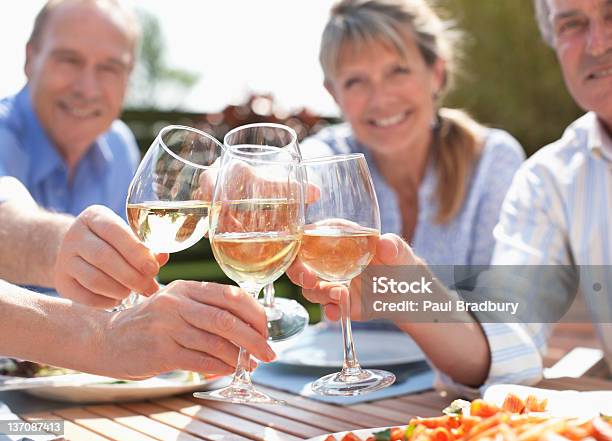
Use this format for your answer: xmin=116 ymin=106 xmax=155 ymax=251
xmin=483 ymin=384 xmax=612 ymax=418
xmin=274 ymin=325 xmax=425 ymax=368
xmin=23 ymin=371 xmax=229 ymax=403
xmin=307 ymin=426 xmax=402 ymax=441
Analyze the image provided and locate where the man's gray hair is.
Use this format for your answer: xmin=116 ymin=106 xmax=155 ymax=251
xmin=533 ymin=0 xmax=554 ymax=47
xmin=319 ymin=0 xmax=461 ymax=95
xmin=28 ymin=0 xmax=140 ymax=52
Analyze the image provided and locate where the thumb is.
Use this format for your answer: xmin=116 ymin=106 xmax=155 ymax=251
xmin=375 ymin=233 xmax=418 ymax=266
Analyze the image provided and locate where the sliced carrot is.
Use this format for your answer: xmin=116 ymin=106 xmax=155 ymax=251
xmin=342 ymin=433 xmax=362 ymax=441
xmin=501 ymin=393 xmax=525 ymax=414
xmin=389 ymin=427 xmax=405 ymax=441
xmin=410 ymin=416 xmax=461 ymax=429
xmin=524 ymin=395 xmax=548 ymax=413
xmin=431 ymin=427 xmax=454 ymax=441
xmin=471 ymin=400 xmax=503 ymax=418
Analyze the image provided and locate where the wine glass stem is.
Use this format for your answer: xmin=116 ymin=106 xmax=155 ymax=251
xmin=339 ymin=281 xmax=362 ymax=375
xmin=228 ymin=285 xmax=262 ymax=391
xmin=263 ymin=283 xmax=275 ymax=308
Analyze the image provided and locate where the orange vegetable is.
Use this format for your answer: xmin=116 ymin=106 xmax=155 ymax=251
xmin=410 ymin=416 xmax=461 ymax=429
xmin=524 ymin=395 xmax=548 ymax=413
xmin=471 ymin=400 xmax=502 ymax=418
xmin=324 ymin=436 xmax=337 ymax=441
xmin=431 ymin=427 xmax=454 ymax=441
xmin=390 ymin=427 xmax=405 ymax=441
xmin=501 ymin=393 xmax=525 ymax=414
xmin=342 ymin=433 xmax=362 ymax=441
xmin=592 ymin=417 xmax=612 ymax=441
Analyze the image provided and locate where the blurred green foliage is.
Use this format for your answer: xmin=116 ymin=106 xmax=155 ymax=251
xmin=438 ymin=0 xmax=582 ymax=154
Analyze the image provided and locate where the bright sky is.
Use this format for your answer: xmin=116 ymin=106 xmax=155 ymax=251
xmin=0 ymin=0 xmax=340 ymax=116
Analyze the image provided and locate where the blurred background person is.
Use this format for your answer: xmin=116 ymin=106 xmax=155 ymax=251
xmin=0 ymin=0 xmax=140 ymax=221
xmin=302 ymin=0 xmax=525 ymax=266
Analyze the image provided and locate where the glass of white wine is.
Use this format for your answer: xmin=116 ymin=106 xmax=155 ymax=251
xmin=122 ymin=125 xmax=223 ymax=308
xmin=224 ymin=123 xmax=309 ymax=342
xmin=298 ymin=153 xmax=396 ymax=396
xmin=193 ymin=145 xmax=304 ymax=404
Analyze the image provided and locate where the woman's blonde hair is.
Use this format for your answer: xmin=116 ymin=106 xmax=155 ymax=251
xmin=320 ymin=0 xmax=484 ymax=224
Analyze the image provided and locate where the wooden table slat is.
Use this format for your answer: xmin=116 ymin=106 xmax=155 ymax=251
xmin=186 ymin=398 xmax=324 ymax=439
xmin=254 ymin=385 xmax=401 ymax=428
xmin=51 ymin=407 xmax=159 ymax=441
xmin=350 ymin=402 xmax=420 ymax=425
xmin=20 ymin=411 xmax=112 ymax=441
xmin=156 ymin=397 xmax=303 ymax=441
xmin=85 ymin=404 xmax=206 ymax=441
xmin=120 ymin=401 xmax=251 ymax=441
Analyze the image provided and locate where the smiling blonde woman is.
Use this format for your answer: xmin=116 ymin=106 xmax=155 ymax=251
xmin=302 ymin=0 xmax=525 ymax=266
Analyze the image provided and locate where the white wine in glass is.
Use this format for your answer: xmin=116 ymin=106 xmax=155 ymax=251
xmin=194 ymin=146 xmax=304 ymax=405
xmin=299 ymin=153 xmax=395 ymax=396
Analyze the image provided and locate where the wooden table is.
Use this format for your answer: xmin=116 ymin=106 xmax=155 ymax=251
xmin=12 ymin=376 xmax=611 ymax=441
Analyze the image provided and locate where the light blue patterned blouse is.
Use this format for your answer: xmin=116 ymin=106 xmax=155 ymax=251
xmin=301 ymin=123 xmax=525 ymax=266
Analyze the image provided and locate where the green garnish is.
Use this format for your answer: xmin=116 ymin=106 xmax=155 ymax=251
xmin=405 ymin=424 xmax=416 ymax=440
xmin=373 ymin=428 xmax=391 ymax=441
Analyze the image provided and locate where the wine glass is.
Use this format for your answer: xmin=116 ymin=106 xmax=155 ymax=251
xmin=121 ymin=125 xmax=223 ymax=309
xmin=194 ymin=145 xmax=304 ymax=404
xmin=224 ymin=123 xmax=309 ymax=342
xmin=298 ymin=153 xmax=396 ymax=396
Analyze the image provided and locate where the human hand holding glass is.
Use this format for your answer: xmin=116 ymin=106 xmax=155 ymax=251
xmin=194 ymin=146 xmax=304 ymax=404
xmin=298 ymin=153 xmax=395 ymax=396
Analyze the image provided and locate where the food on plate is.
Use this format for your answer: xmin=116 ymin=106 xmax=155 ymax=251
xmin=325 ymin=393 xmax=612 ymax=441
xmin=0 ymin=359 xmax=75 ymax=377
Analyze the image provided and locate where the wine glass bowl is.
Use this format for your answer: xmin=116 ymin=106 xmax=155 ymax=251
xmin=127 ymin=125 xmax=222 ymax=254
xmin=117 ymin=125 xmax=222 ymax=311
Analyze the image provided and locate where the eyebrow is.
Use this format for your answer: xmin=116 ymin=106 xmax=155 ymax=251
xmin=50 ymin=48 xmax=129 ymax=69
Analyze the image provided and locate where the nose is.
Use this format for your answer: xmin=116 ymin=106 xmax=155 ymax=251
xmin=73 ymin=66 xmax=102 ymax=100
xmin=586 ymin=17 xmax=612 ymax=57
xmin=370 ymin=78 xmax=396 ymax=107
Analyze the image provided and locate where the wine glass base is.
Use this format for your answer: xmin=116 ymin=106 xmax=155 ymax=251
xmin=261 ymin=297 xmax=309 ymax=342
xmin=193 ymin=385 xmax=286 ymax=405
xmin=311 ymin=369 xmax=396 ymax=396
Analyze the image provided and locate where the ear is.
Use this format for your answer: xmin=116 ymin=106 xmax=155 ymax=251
xmin=24 ymin=42 xmax=36 ymax=79
xmin=431 ymin=57 xmax=447 ymax=97
xmin=324 ymin=79 xmax=339 ymax=104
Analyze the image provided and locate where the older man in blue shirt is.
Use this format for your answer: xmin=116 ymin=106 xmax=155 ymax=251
xmin=0 ymin=0 xmax=140 ymax=220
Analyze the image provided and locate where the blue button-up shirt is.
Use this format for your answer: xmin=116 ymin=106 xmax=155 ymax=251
xmin=0 ymin=87 xmax=140 ymax=220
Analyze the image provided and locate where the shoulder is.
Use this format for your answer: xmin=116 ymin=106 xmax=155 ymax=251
xmin=104 ymin=120 xmax=140 ymax=166
xmin=301 ymin=122 xmax=357 ymax=158
xmin=480 ymin=128 xmax=526 ymax=164
xmin=472 ymin=128 xmax=525 ymax=187
xmin=515 ymin=113 xmax=592 ymax=186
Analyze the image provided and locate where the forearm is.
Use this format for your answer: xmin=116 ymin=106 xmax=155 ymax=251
xmin=0 ymin=199 xmax=73 ymax=287
xmin=0 ymin=280 xmax=106 ymax=373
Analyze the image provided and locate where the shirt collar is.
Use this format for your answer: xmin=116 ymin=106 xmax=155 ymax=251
xmin=15 ymin=86 xmax=113 ymax=183
xmin=587 ymin=112 xmax=612 ymax=163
